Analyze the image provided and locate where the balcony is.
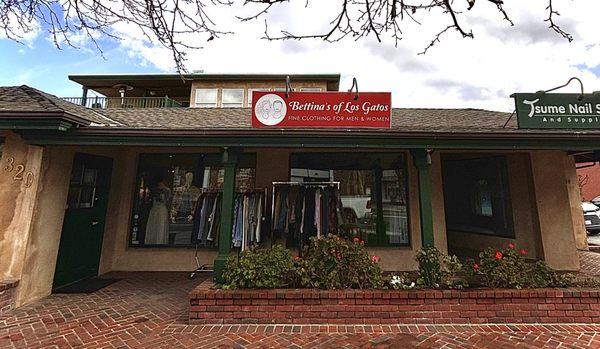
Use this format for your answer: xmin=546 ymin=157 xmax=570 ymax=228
xmin=62 ymin=96 xmax=183 ymax=109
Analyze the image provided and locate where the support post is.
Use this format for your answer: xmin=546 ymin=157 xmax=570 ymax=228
xmin=411 ymin=149 xmax=435 ymax=247
xmin=213 ymin=148 xmax=239 ymax=283
xmin=81 ymin=87 xmax=88 ymax=107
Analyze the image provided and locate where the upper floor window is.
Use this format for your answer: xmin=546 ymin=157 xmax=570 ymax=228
xmin=247 ymin=88 xmax=269 ymax=106
xmin=194 ymin=89 xmax=217 ymax=108
xmin=299 ymin=87 xmax=322 ymax=92
xmin=221 ymin=89 xmax=244 ymax=108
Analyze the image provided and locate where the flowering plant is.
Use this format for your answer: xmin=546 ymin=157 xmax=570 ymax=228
xmin=415 ymin=246 xmax=463 ymax=288
xmin=389 ymin=273 xmax=416 ymax=290
xmin=294 ymin=234 xmax=384 ymax=289
xmin=467 ymin=243 xmax=573 ymax=289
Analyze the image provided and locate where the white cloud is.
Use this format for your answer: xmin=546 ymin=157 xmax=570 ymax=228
xmin=109 ymin=0 xmax=600 ymax=112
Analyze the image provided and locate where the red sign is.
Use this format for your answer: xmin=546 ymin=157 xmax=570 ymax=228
xmin=251 ymin=91 xmax=391 ymax=128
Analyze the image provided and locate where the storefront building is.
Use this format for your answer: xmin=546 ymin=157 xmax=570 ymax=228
xmin=0 ymin=73 xmax=593 ymax=309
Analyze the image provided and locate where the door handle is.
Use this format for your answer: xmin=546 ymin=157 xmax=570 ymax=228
xmin=91 ymin=221 xmax=99 ymax=226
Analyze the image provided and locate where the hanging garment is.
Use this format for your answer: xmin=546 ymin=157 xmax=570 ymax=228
xmin=206 ymin=194 xmax=221 ymax=242
xmin=255 ymin=194 xmax=263 ymax=243
xmin=145 ymin=186 xmax=171 ymax=245
xmin=315 ymin=188 xmax=322 ymax=238
xmin=322 ymin=188 xmax=330 ymax=235
xmin=232 ymin=197 xmax=244 ymax=248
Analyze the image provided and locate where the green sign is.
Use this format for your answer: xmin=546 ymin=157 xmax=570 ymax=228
xmin=513 ymin=93 xmax=600 ymax=129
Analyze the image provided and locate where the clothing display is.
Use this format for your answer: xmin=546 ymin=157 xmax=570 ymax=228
xmin=191 ymin=189 xmax=266 ymax=249
xmin=232 ymin=191 xmax=266 ymax=250
xmin=272 ymin=182 xmax=342 ymax=250
xmin=145 ymin=184 xmax=172 ymax=245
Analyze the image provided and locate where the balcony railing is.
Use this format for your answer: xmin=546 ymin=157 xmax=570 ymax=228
xmin=62 ymin=96 xmax=183 ymax=109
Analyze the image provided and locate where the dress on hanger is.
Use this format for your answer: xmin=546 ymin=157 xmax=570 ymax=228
xmin=145 ymin=185 xmax=171 ymax=245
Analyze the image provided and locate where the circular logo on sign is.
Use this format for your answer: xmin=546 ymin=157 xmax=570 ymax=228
xmin=254 ymin=94 xmax=287 ymax=126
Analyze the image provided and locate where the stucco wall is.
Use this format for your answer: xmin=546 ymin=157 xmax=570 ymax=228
xmin=565 ymin=155 xmax=588 ymax=250
xmin=15 ymin=147 xmax=73 ymax=306
xmin=530 ymin=151 xmax=580 ymax=270
xmin=0 ymin=132 xmax=44 ymax=282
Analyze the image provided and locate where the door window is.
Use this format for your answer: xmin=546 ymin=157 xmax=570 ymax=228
xmin=67 ymin=163 xmax=99 ymax=209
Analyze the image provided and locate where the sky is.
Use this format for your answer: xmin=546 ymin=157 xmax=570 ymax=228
xmin=1 ymin=0 xmax=599 ymax=111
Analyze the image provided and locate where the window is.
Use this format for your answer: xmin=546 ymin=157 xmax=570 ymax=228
xmin=130 ymin=153 xmax=256 ymax=247
xmin=194 ymin=88 xmax=217 ymax=108
xmin=67 ymin=162 xmax=98 ymax=209
xmin=221 ymin=89 xmax=244 ymax=107
xmin=441 ymin=155 xmax=514 ymax=237
xmin=289 ymin=152 xmax=410 ymax=246
xmin=247 ymin=88 xmax=269 ymax=106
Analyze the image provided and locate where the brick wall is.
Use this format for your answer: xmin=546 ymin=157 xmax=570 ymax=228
xmin=189 ymin=281 xmax=600 ymax=324
xmin=0 ymin=279 xmax=19 ymax=314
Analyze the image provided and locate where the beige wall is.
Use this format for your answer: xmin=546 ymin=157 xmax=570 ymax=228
xmin=0 ymin=132 xmax=44 ymax=282
xmin=565 ymin=155 xmax=588 ymax=250
xmin=15 ymin=147 xmax=73 ymax=306
xmin=190 ymin=80 xmax=330 ymax=107
xmin=530 ymin=151 xmax=580 ymax=270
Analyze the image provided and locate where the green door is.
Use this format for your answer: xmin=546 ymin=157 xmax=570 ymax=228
xmin=53 ymin=153 xmax=113 ymax=289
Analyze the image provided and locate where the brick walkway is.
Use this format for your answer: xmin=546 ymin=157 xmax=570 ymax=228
xmin=580 ymin=250 xmax=600 ymax=277
xmin=0 ymin=263 xmax=599 ymax=348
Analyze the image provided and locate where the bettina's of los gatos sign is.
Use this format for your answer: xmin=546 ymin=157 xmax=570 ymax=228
xmin=251 ymin=91 xmax=391 ymax=128
xmin=513 ymin=93 xmax=600 ymax=129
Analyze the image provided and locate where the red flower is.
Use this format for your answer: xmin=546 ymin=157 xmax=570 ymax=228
xmin=371 ymin=255 xmax=380 ymax=264
xmin=495 ymin=252 xmax=503 ymax=260
xmin=360 ymin=240 xmax=365 ymax=245
xmin=508 ymin=243 xmax=514 ymax=249
xmin=519 ymin=249 xmax=527 ymax=255
xmin=294 ymin=256 xmax=301 ymax=261
xmin=473 ymin=263 xmax=479 ymax=271
xmin=353 ymin=237 xmax=360 ymax=243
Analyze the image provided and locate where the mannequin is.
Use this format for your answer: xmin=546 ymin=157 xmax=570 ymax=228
xmin=171 ymin=171 xmax=201 ymax=223
xmin=145 ymin=177 xmax=172 ymax=245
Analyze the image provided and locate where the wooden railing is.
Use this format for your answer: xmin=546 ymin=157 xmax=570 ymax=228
xmin=61 ymin=96 xmax=183 ymax=109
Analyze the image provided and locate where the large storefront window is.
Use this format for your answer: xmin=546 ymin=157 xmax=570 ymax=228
xmin=130 ymin=153 xmax=256 ymax=247
xmin=442 ymin=155 xmax=514 ymax=238
xmin=289 ymin=152 xmax=410 ymax=246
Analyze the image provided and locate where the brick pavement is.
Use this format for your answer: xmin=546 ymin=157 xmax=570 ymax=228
xmin=0 ymin=256 xmax=599 ymax=348
xmin=581 ymin=250 xmax=600 ymax=277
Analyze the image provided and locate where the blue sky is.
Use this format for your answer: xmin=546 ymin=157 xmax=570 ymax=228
xmin=1 ymin=0 xmax=600 ymax=111
xmin=0 ymin=37 xmax=153 ymax=97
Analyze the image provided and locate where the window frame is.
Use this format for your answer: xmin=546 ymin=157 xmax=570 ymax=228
xmin=288 ymin=152 xmax=411 ymax=247
xmin=441 ymin=154 xmax=515 ymax=238
xmin=221 ymin=88 xmax=244 ymax=108
xmin=194 ymin=88 xmax=218 ymax=108
xmin=128 ymin=152 xmax=257 ymax=248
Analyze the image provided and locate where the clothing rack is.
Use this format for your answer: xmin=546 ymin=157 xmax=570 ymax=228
xmin=189 ymin=187 xmax=267 ymax=279
xmin=271 ymin=182 xmax=341 ymax=256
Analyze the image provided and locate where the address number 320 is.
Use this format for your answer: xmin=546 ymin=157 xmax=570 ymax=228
xmin=4 ymin=157 xmax=35 ymax=188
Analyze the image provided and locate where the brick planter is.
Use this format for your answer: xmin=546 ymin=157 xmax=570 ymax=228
xmin=0 ymin=279 xmax=19 ymax=314
xmin=189 ymin=280 xmax=600 ymax=324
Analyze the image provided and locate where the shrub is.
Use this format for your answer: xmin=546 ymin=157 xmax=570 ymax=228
xmin=295 ymin=235 xmax=384 ymax=289
xmin=467 ymin=243 xmax=576 ymax=289
xmin=223 ymin=245 xmax=296 ymax=288
xmin=415 ymin=246 xmax=462 ymax=288
xmin=388 ymin=273 xmax=416 ymax=290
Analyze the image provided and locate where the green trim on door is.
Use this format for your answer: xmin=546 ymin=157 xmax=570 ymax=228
xmin=53 ymin=153 xmax=113 ymax=289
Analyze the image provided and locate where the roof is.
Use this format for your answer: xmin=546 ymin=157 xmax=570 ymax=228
xmin=97 ymin=107 xmax=517 ymax=133
xmin=3 ymin=85 xmax=600 ymax=144
xmin=0 ymin=85 xmax=121 ymax=127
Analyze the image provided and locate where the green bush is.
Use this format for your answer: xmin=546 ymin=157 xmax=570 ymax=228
xmin=222 ymin=245 xmax=296 ymax=288
xmin=467 ymin=243 xmax=576 ymax=289
xmin=295 ymin=235 xmax=384 ymax=289
xmin=415 ymin=246 xmax=462 ymax=288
